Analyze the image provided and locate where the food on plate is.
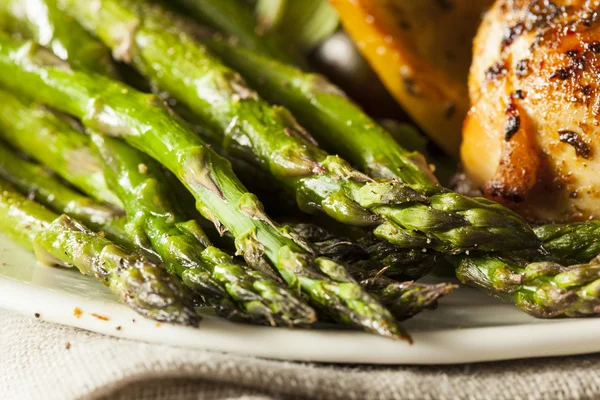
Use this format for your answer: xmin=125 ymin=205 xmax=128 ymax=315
xmin=0 ymin=173 xmax=199 ymax=326
xmin=464 ymin=0 xmax=600 ymax=222
xmin=454 ymin=251 xmax=600 ymax=318
xmin=62 ymin=0 xmax=539 ymax=255
xmin=0 ymin=0 xmax=599 ymax=341
xmin=0 ymin=30 xmax=415 ymax=340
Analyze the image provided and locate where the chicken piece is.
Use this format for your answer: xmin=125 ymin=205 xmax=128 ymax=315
xmin=331 ymin=0 xmax=494 ymax=155
xmin=464 ymin=0 xmax=600 ymax=222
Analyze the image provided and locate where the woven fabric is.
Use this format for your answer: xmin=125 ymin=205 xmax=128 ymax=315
xmin=1 ymin=308 xmax=598 ymax=400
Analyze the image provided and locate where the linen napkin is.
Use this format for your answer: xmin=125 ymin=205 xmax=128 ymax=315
xmin=1 ymin=308 xmax=598 ymax=400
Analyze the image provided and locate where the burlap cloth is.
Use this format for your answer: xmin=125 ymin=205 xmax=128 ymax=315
xmin=1 ymin=308 xmax=598 ymax=400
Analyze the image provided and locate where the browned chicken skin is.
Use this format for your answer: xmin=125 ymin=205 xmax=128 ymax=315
xmin=463 ymin=0 xmax=600 ymax=222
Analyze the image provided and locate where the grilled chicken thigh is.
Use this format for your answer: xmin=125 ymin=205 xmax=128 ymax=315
xmin=463 ymin=0 xmax=600 ymax=222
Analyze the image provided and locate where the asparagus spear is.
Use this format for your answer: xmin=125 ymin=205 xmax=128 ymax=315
xmin=0 ymin=89 xmax=315 ymax=326
xmin=0 ymin=0 xmax=117 ymax=77
xmin=0 ymin=140 xmax=131 ymax=247
xmin=289 ymin=221 xmax=454 ymax=319
xmin=170 ymin=0 xmax=297 ymax=64
xmin=58 ymin=0 xmax=538 ymax=254
xmin=202 ymin=39 xmax=542 ymax=246
xmin=454 ymin=253 xmax=600 ymax=318
xmin=289 ymin=222 xmax=437 ymax=281
xmin=90 ymin=132 xmax=316 ymax=326
xmin=362 ymin=279 xmax=455 ymax=321
xmin=0 ymin=178 xmax=199 ymax=325
xmin=0 ymin=89 xmax=121 ymax=206
xmin=218 ymin=36 xmax=600 ymax=317
xmin=2 ymin=134 xmax=446 ymax=324
xmin=535 ymin=221 xmax=600 ymax=264
xmin=0 ymin=6 xmax=296 ymax=322
xmin=0 ymin=36 xmax=407 ymax=339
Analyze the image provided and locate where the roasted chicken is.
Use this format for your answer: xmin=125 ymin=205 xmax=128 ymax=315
xmin=463 ymin=0 xmax=600 ymax=222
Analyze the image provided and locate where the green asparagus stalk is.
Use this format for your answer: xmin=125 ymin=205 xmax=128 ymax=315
xmin=288 ymin=221 xmax=453 ymax=319
xmin=0 ymin=89 xmax=121 ymax=206
xmin=0 ymin=36 xmax=407 ymax=340
xmin=0 ymin=89 xmax=316 ymax=325
xmin=203 ymin=39 xmax=434 ymax=186
xmin=289 ymin=222 xmax=437 ymax=281
xmin=454 ymin=253 xmax=600 ymax=318
xmin=0 ymin=137 xmax=315 ymax=326
xmin=0 ymin=140 xmax=131 ymax=247
xmin=362 ymin=278 xmax=456 ymax=321
xmin=1 ymin=135 xmax=446 ymax=324
xmin=202 ymin=40 xmax=542 ymax=246
xmin=57 ymin=0 xmax=538 ymax=254
xmin=171 ymin=0 xmax=297 ymax=64
xmin=90 ymin=132 xmax=316 ymax=326
xmin=196 ymin=39 xmax=600 ymax=318
xmin=0 ymin=0 xmax=117 ymax=77
xmin=535 ymin=221 xmax=600 ymax=264
xmin=0 ymin=178 xmax=199 ymax=325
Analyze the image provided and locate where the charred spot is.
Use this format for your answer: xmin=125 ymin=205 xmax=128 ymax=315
xmin=485 ymin=62 xmax=507 ymax=81
xmin=566 ymin=49 xmax=580 ymax=57
xmin=530 ymin=33 xmax=544 ymax=51
xmin=550 ymin=68 xmax=571 ymax=80
xmin=581 ymin=85 xmax=593 ymax=95
xmin=486 ymin=183 xmax=526 ymax=203
xmin=505 ymin=101 xmax=521 ymax=142
xmin=569 ymin=56 xmax=586 ymax=71
xmin=558 ymin=130 xmax=591 ymax=159
xmin=501 ymin=22 xmax=525 ymax=49
xmin=516 ymin=59 xmax=530 ymax=78
xmin=526 ymin=1 xmax=563 ymax=27
xmin=444 ymin=102 xmax=456 ymax=119
xmin=514 ymin=89 xmax=525 ymax=99
xmin=579 ymin=8 xmax=600 ymax=28
xmin=586 ymin=41 xmax=600 ymax=53
xmin=402 ymin=75 xmax=420 ymax=96
xmin=505 ymin=114 xmax=521 ymax=142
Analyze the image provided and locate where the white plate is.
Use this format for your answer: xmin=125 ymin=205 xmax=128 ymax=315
xmin=1 ymin=233 xmax=599 ymax=365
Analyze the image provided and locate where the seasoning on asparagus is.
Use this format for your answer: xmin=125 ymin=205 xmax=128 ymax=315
xmin=0 ymin=90 xmax=316 ymax=326
xmin=57 ymin=0 xmax=538 ymax=254
xmin=453 ymin=253 xmax=600 ymax=318
xmin=0 ymin=178 xmax=199 ymax=325
xmin=90 ymin=132 xmax=316 ymax=326
xmin=289 ymin=222 xmax=437 ymax=281
xmin=0 ymin=35 xmax=408 ymax=340
xmin=289 ymin=221 xmax=454 ymax=320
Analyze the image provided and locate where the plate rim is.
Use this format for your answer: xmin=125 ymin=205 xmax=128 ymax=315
xmin=2 ymin=273 xmax=600 ymax=365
